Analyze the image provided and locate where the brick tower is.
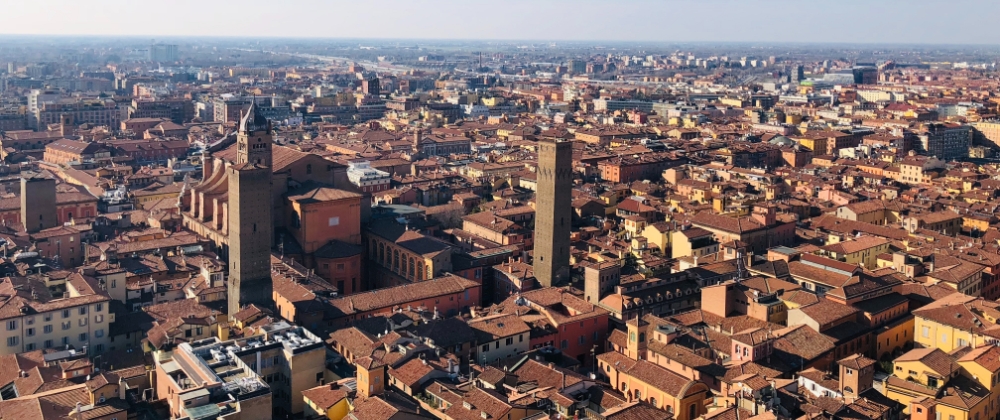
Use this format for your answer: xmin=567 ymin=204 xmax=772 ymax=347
xmin=228 ymin=101 xmax=274 ymax=315
xmin=533 ymin=138 xmax=573 ymax=287
xmin=21 ymin=172 xmax=58 ymax=233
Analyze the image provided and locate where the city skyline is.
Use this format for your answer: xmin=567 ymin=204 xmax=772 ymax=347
xmin=4 ymin=0 xmax=999 ymax=45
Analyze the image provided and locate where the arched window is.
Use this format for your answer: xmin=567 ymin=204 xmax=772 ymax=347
xmin=621 ymin=382 xmax=628 ymax=392
xmin=408 ymin=258 xmax=415 ymax=278
xmin=393 ymin=250 xmax=400 ymax=272
xmin=638 ymin=333 xmax=645 ymax=343
xmin=635 ymin=390 xmax=641 ymax=401
xmin=649 ymin=397 xmax=657 ymax=408
xmin=417 ymin=263 xmax=424 ymax=280
xmin=378 ymin=243 xmax=384 ymax=264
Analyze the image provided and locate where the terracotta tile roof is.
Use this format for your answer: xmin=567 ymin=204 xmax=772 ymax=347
xmin=772 ymin=325 xmax=836 ymax=364
xmin=691 ymin=211 xmax=765 ymax=234
xmin=597 ymin=351 xmax=696 ymax=398
xmin=350 ymin=396 xmax=401 ymax=420
xmin=367 ymin=222 xmax=451 ymax=257
xmin=958 ymin=345 xmax=1000 ymax=372
xmin=895 ymin=347 xmax=959 ymax=377
xmin=513 ymin=359 xmax=587 ymax=391
xmin=468 ymin=313 xmax=530 ymax=340
xmin=327 ymin=274 xmax=478 ymax=316
xmin=796 ymin=300 xmax=860 ymax=327
xmin=602 ymin=401 xmax=672 ymax=420
xmin=302 ymin=382 xmax=350 ymax=410
xmin=443 ymin=387 xmax=512 ymax=420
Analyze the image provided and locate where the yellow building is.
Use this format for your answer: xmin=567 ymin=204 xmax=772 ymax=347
xmin=598 ymin=351 xmax=709 ymax=420
xmin=302 ymin=382 xmax=351 ymax=420
xmin=875 ymin=315 xmax=914 ymax=361
xmin=957 ymin=346 xmax=1000 ymax=420
xmin=671 ymin=227 xmax=719 ymax=260
xmin=912 ymin=294 xmax=1000 ymax=353
xmin=794 ymin=136 xmax=827 ymax=154
xmin=641 ymin=222 xmax=672 ymax=254
xmin=886 ymin=346 xmax=993 ymax=420
xmin=820 ymin=235 xmax=890 ymax=269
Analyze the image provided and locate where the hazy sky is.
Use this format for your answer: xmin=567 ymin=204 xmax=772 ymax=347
xmin=3 ymin=0 xmax=997 ymax=44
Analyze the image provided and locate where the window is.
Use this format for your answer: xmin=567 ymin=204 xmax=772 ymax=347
xmin=921 ymin=326 xmax=930 ymax=338
xmin=43 ymin=314 xmax=51 ymax=322
xmin=44 ymin=340 xmax=52 ymax=349
xmin=44 ymin=325 xmax=52 ymax=334
xmin=95 ymin=315 xmax=103 ymax=323
xmin=316 ymin=372 xmax=323 ymax=382
xmin=62 ymin=310 xmax=70 ymax=319
xmin=5 ymin=320 xmax=14 ymax=331
xmin=561 ymin=340 xmax=568 ymax=349
xmin=505 ymin=338 xmax=513 ymax=346
xmin=650 ymin=397 xmax=657 ymax=408
xmin=79 ymin=333 xmax=87 ymax=342
xmin=328 ymin=217 xmax=340 ymax=226
xmin=482 ymin=344 xmax=489 ymax=352
xmin=95 ymin=303 xmax=103 ymax=312
xmin=79 ymin=307 xmax=87 ymax=315
xmin=62 ymin=321 xmax=70 ymax=330
xmin=6 ymin=337 xmax=16 ymax=347
xmin=26 ymin=328 xmax=34 ymax=337
xmin=95 ymin=329 xmax=104 ymax=338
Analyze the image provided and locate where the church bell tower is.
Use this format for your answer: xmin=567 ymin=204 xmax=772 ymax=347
xmin=228 ymin=100 xmax=274 ymax=315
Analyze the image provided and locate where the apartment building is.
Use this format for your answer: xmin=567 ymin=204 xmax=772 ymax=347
xmin=0 ymin=273 xmax=112 ymax=356
xmin=918 ymin=123 xmax=971 ymax=160
xmin=154 ymin=339 xmax=272 ymax=420
xmin=468 ymin=313 xmax=530 ymax=366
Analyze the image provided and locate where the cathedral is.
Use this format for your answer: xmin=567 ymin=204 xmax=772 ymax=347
xmin=182 ymin=101 xmax=367 ymax=315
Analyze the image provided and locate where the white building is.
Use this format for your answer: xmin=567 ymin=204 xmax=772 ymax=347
xmin=347 ymin=161 xmax=390 ymax=193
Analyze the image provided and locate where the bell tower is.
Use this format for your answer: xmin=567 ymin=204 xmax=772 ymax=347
xmin=236 ymin=100 xmax=273 ymax=167
xmin=228 ymin=101 xmax=274 ymax=315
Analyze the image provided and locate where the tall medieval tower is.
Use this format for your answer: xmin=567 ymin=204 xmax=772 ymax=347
xmin=533 ymin=138 xmax=573 ymax=287
xmin=21 ymin=172 xmax=58 ymax=233
xmin=228 ymin=101 xmax=274 ymax=315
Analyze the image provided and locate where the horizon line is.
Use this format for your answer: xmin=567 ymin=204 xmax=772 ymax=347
xmin=1 ymin=33 xmax=999 ymax=48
